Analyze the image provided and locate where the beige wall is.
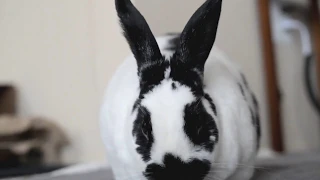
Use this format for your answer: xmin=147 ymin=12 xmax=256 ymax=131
xmin=0 ymin=0 xmax=129 ymax=163
xmin=5 ymin=0 xmax=316 ymax=164
xmin=136 ymin=0 xmax=271 ymax=151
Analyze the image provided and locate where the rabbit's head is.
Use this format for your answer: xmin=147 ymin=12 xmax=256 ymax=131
xmin=115 ymin=0 xmax=222 ymax=179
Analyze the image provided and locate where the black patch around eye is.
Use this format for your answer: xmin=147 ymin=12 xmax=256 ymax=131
xmin=132 ymin=106 xmax=154 ymax=162
xmin=184 ymin=100 xmax=218 ymax=152
xmin=144 ymin=153 xmax=210 ymax=180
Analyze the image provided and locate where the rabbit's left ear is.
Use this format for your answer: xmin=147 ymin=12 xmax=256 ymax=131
xmin=177 ymin=0 xmax=222 ymax=71
xmin=115 ymin=0 xmax=162 ymax=73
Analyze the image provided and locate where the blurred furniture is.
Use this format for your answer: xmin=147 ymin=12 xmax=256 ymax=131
xmin=0 ymin=85 xmax=68 ymax=179
xmin=0 ymin=85 xmax=17 ymax=164
xmin=0 ymin=115 xmax=69 ymax=168
xmin=257 ymin=0 xmax=320 ymax=153
xmin=0 ymin=86 xmax=16 ymax=115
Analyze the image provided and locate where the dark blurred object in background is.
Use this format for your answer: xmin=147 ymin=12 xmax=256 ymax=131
xmin=0 ymin=86 xmax=16 ymax=115
xmin=0 ymin=115 xmax=69 ymax=168
xmin=0 ymin=85 xmax=69 ymax=178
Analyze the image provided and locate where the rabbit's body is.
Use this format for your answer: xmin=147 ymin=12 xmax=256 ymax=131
xmin=100 ymin=34 xmax=260 ymax=180
xmin=101 ymin=0 xmax=260 ymax=180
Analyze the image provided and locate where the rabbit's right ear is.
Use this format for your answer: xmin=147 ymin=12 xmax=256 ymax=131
xmin=177 ymin=0 xmax=222 ymax=72
xmin=115 ymin=0 xmax=162 ymax=72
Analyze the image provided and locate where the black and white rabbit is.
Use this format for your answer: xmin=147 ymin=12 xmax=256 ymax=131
xmin=100 ymin=0 xmax=261 ymax=180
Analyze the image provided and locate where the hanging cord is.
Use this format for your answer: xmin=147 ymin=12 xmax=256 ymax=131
xmin=282 ymin=19 xmax=320 ymax=115
xmin=304 ymin=54 xmax=320 ymax=114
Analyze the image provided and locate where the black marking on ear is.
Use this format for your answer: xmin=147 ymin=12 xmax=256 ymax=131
xmin=144 ymin=153 xmax=210 ymax=180
xmin=177 ymin=0 xmax=222 ymax=71
xmin=184 ymin=100 xmax=218 ymax=152
xmin=132 ymin=106 xmax=154 ymax=162
xmin=115 ymin=0 xmax=163 ymax=72
xmin=204 ymin=93 xmax=217 ymax=116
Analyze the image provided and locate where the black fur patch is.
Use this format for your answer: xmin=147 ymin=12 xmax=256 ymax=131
xmin=172 ymin=82 xmax=177 ymax=90
xmin=255 ymin=111 xmax=261 ymax=149
xmin=184 ymin=100 xmax=218 ymax=152
xmin=251 ymin=93 xmax=261 ymax=148
xmin=250 ymin=108 xmax=255 ymax=125
xmin=170 ymin=59 xmax=204 ymax=96
xmin=162 ymin=32 xmax=205 ymax=97
xmin=204 ymin=93 xmax=217 ymax=116
xmin=144 ymin=153 xmax=211 ymax=180
xmin=132 ymin=99 xmax=142 ymax=112
xmin=132 ymin=106 xmax=154 ymax=162
xmin=238 ymin=82 xmax=245 ymax=97
xmin=240 ymin=72 xmax=261 ymax=149
xmin=241 ymin=73 xmax=249 ymax=88
xmin=139 ymin=60 xmax=170 ymax=95
xmin=164 ymin=34 xmax=205 ymax=96
xmin=252 ymin=93 xmax=259 ymax=109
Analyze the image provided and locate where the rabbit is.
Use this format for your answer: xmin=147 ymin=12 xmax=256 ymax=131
xmin=100 ymin=0 xmax=261 ymax=180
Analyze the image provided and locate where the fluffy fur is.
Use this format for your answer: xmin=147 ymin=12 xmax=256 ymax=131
xmin=100 ymin=0 xmax=260 ymax=180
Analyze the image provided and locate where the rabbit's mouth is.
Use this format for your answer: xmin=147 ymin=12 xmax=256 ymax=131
xmin=143 ymin=153 xmax=210 ymax=180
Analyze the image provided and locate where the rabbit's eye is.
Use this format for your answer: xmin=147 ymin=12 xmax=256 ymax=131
xmin=183 ymin=100 xmax=219 ymax=152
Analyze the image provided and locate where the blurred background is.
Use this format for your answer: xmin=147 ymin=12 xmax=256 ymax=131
xmin=0 ymin=0 xmax=319 ymax=178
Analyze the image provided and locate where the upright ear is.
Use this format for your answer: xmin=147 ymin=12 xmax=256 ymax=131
xmin=178 ymin=0 xmax=222 ymax=71
xmin=115 ymin=0 xmax=162 ymax=72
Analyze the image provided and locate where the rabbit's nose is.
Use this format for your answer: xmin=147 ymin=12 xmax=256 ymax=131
xmin=144 ymin=153 xmax=210 ymax=180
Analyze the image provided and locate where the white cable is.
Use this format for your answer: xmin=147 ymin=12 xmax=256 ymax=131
xmin=281 ymin=19 xmax=312 ymax=56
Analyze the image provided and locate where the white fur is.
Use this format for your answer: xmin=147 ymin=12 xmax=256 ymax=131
xmin=100 ymin=35 xmax=258 ymax=180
